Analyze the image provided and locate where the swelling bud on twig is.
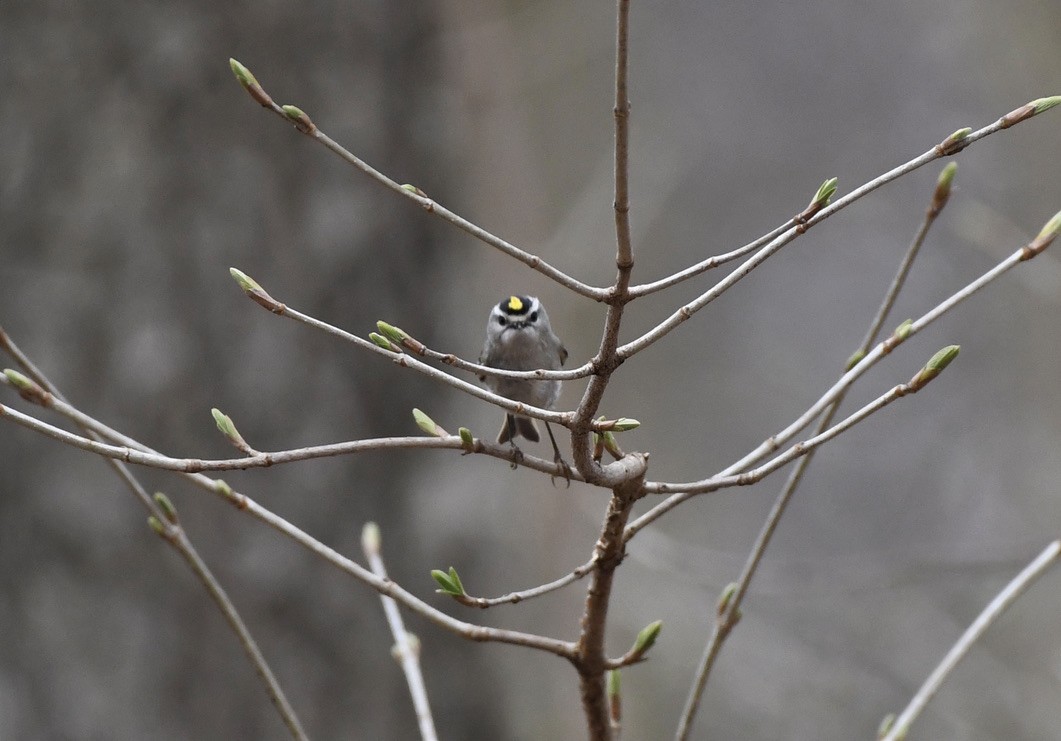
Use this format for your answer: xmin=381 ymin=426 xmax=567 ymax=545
xmin=281 ymin=105 xmax=316 ymax=134
xmin=430 ymin=567 xmax=466 ymax=598
xmin=376 ymin=321 xmax=409 ymax=345
xmin=607 ymin=669 xmax=622 ymax=724
xmin=844 ymin=348 xmax=866 ymax=372
xmin=929 ymin=162 xmax=958 ymax=217
xmin=153 ymin=492 xmax=179 ymax=524
xmin=796 ymin=177 xmax=838 ymax=224
xmin=592 ymin=425 xmax=626 ymax=461
xmin=211 ymin=407 xmax=254 ymax=453
xmin=1023 ymin=210 xmax=1061 ymax=260
xmin=882 ymin=319 xmax=913 ymax=353
xmin=458 ymin=427 xmax=475 ymax=453
xmin=391 ymin=633 xmax=421 ymax=662
xmin=877 ymin=713 xmax=900 ymax=740
xmin=716 ymin=582 xmax=739 ymax=617
xmin=602 ymin=430 xmax=624 ymax=457
xmin=3 ymin=369 xmax=49 ymax=405
xmin=229 ymin=268 xmax=284 ymax=313
xmin=937 ymin=127 xmax=972 ymax=155
xmin=628 ymin=619 xmax=663 ymax=660
xmin=376 ymin=321 xmax=424 ymax=353
xmin=211 ymin=407 xmax=238 ymax=439
xmin=400 ymin=184 xmax=428 ymax=197
xmin=361 ymin=522 xmax=381 ymax=556
xmin=1031 ymin=95 xmax=1061 ymax=114
xmin=909 ymin=345 xmax=960 ymax=388
xmin=596 ymin=417 xmax=640 ymax=432
xmin=228 ymin=58 xmax=274 ymax=107
xmin=214 ymin=479 xmax=238 ymax=504
xmin=811 ymin=177 xmax=838 ymax=207
xmin=1001 ymin=95 xmax=1061 ymax=127
xmin=412 ymin=408 xmax=448 ymax=437
xmin=369 ymin=332 xmax=401 ymax=353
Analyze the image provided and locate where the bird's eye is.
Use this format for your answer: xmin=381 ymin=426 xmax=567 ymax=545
xmin=529 ymin=311 xmax=538 ymax=322
xmin=496 ymin=315 xmax=507 ymax=326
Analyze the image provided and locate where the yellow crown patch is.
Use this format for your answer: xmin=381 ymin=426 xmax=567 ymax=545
xmin=507 ymin=296 xmax=524 ymax=312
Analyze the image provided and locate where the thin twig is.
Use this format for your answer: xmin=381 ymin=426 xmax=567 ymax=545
xmin=242 ymin=493 xmax=576 ymax=657
xmin=236 ymin=290 xmax=576 ymax=426
xmin=617 ymin=111 xmax=1041 ymax=361
xmin=362 ymin=524 xmax=439 ymax=741
xmin=674 ymin=168 xmax=954 ymax=740
xmin=619 ymin=224 xmax=803 ymax=362
xmin=230 ymin=278 xmax=647 ymax=485
xmin=395 ymin=332 xmax=593 ymax=382
xmin=229 ymin=62 xmax=605 ymax=300
xmin=460 ymin=557 xmax=599 ymax=608
xmin=0 ymin=394 xmax=590 ymax=480
xmin=0 ymin=331 xmax=308 ymax=740
xmin=0 ymin=388 xmax=575 ymax=658
xmin=628 ymin=220 xmax=796 ymax=298
xmin=880 ymin=540 xmax=1061 ymax=741
xmin=858 ymin=164 xmax=955 ymax=353
xmin=612 ymin=0 xmax=632 ymax=274
xmin=633 ymin=215 xmax=1057 ymax=542
xmin=386 ymin=205 xmax=1058 ymax=625
xmin=622 ymin=352 xmax=951 ymax=509
xmin=568 ymin=0 xmax=637 ymax=485
xmin=160 ymin=522 xmax=309 ymax=740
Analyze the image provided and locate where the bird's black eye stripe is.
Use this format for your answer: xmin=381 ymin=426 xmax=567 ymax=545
xmin=529 ymin=311 xmax=538 ymax=322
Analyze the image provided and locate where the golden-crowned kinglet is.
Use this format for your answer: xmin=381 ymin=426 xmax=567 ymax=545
xmin=479 ymin=295 xmax=568 ymax=462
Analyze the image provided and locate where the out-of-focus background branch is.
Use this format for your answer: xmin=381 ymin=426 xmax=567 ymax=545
xmin=1 ymin=1 xmax=1059 ymax=738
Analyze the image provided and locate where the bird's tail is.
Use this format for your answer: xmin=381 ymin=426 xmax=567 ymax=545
xmin=497 ymin=414 xmax=540 ymax=444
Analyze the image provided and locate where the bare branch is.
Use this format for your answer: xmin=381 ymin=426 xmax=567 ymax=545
xmin=880 ymin=540 xmax=1061 ymax=741
xmin=0 ymin=387 xmax=576 ymax=658
xmin=228 ymin=60 xmax=606 ymax=300
xmin=230 ymin=270 xmax=578 ymax=426
xmin=856 ymin=162 xmax=956 ymax=354
xmin=568 ymin=0 xmax=638 ymax=486
xmin=241 ymin=492 xmax=577 ymax=658
xmin=617 ymin=112 xmax=1045 ymax=362
xmin=617 ymin=226 xmax=800 ymax=362
xmin=1 ymin=332 xmax=307 ymax=740
xmin=624 ymin=347 xmax=958 ymax=550
xmin=460 ymin=557 xmax=599 ymax=608
xmin=633 ymin=214 xmax=1057 ymax=537
xmin=675 ymin=169 xmax=955 ymax=739
xmin=613 ymin=0 xmax=632 ymax=272
xmin=0 ymin=398 xmax=591 ymax=482
xmin=628 ymin=220 xmax=796 ymax=298
xmin=362 ymin=523 xmax=439 ymax=741
xmin=157 ymin=519 xmax=309 ymax=741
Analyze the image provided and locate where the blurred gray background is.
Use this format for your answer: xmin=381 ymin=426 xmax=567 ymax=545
xmin=2 ymin=0 xmax=1060 ymax=738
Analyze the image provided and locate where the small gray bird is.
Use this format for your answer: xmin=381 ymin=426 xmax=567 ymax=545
xmin=479 ymin=295 xmax=568 ymax=462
